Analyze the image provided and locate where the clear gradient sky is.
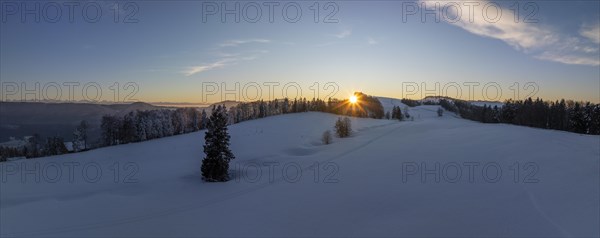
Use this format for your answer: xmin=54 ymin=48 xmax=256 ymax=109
xmin=1 ymin=0 xmax=599 ymax=103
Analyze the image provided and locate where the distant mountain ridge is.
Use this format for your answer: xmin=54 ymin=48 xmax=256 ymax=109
xmin=0 ymin=101 xmax=161 ymax=125
xmin=0 ymin=101 xmax=162 ymax=142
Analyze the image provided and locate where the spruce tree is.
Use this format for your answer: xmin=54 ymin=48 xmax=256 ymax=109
xmin=201 ymin=105 xmax=235 ymax=182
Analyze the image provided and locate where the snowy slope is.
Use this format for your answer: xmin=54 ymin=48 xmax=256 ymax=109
xmin=376 ymin=96 xmax=408 ymax=113
xmin=1 ymin=109 xmax=599 ymax=237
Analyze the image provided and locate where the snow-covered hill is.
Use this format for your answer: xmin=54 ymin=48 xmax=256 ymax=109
xmin=376 ymin=96 xmax=408 ymax=113
xmin=377 ymin=96 xmax=504 ymax=110
xmin=1 ymin=108 xmax=598 ymax=237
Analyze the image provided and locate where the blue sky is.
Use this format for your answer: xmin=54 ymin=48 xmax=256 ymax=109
xmin=1 ymin=0 xmax=599 ymax=103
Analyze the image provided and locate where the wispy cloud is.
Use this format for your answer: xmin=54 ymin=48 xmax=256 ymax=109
xmin=334 ymin=29 xmax=352 ymax=39
xmin=183 ymin=59 xmax=230 ymax=76
xmin=183 ymin=54 xmax=268 ymax=76
xmin=421 ymin=0 xmax=599 ymax=66
xmin=535 ymin=52 xmax=600 ymax=66
xmin=580 ymin=24 xmax=600 ymax=44
xmin=219 ymin=39 xmax=271 ymax=47
xmin=183 ymin=40 xmax=271 ymax=76
xmin=367 ymin=37 xmax=379 ymax=45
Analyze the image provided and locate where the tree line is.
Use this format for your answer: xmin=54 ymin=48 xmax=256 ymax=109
xmin=100 ymin=107 xmax=207 ymax=146
xmin=228 ymin=92 xmax=385 ymax=124
xmin=0 ymin=95 xmax=377 ymax=162
xmin=103 ymin=95 xmax=384 ymax=148
xmin=0 ymin=108 xmax=208 ymax=162
xmin=0 ymin=134 xmax=70 ymax=161
xmin=1 ymin=93 xmax=385 ymax=161
xmin=439 ymin=98 xmax=600 ymax=135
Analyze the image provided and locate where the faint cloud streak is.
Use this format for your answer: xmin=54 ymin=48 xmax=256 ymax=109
xmin=334 ymin=29 xmax=352 ymax=39
xmin=183 ymin=39 xmax=271 ymax=76
xmin=183 ymin=59 xmax=230 ymax=76
xmin=219 ymin=39 xmax=271 ymax=47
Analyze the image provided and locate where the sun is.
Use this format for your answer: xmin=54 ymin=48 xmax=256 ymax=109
xmin=349 ymin=95 xmax=358 ymax=104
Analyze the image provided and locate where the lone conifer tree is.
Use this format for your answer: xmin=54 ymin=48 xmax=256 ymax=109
xmin=201 ymin=105 xmax=235 ymax=182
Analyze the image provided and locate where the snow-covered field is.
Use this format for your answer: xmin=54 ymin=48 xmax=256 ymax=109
xmin=1 ymin=106 xmax=599 ymax=237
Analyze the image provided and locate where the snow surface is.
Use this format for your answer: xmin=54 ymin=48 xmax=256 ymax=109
xmin=1 ymin=108 xmax=599 ymax=237
xmin=376 ymin=96 xmax=408 ymax=111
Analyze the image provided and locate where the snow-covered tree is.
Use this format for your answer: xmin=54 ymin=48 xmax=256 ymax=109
xmin=334 ymin=117 xmax=352 ymax=138
xmin=322 ymin=130 xmax=332 ymax=144
xmin=201 ymin=105 xmax=235 ymax=182
xmin=44 ymin=136 xmax=68 ymax=156
xmin=25 ymin=134 xmax=42 ymax=158
xmin=122 ymin=112 xmax=137 ymax=143
xmin=390 ymin=106 xmax=404 ymax=121
xmin=72 ymin=120 xmax=88 ymax=152
xmin=191 ymin=109 xmax=200 ymax=131
xmin=101 ymin=115 xmax=121 ymax=146
xmin=404 ymin=106 xmax=411 ymax=119
xmin=201 ymin=109 xmax=208 ymax=129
